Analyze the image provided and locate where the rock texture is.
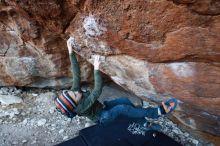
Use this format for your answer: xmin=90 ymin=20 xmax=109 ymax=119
xmin=0 ymin=0 xmax=220 ymax=142
xmin=0 ymin=0 xmax=93 ymax=87
xmin=66 ymin=0 xmax=220 ymax=138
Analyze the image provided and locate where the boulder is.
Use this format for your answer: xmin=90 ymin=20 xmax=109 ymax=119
xmin=66 ymin=0 xmax=220 ymax=139
xmin=0 ymin=0 xmax=93 ymax=87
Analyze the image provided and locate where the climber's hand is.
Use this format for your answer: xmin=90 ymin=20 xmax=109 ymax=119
xmin=67 ymin=37 xmax=75 ymax=54
xmin=94 ymin=55 xmax=101 ymax=70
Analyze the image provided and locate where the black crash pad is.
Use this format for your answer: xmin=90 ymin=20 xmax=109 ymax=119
xmin=57 ymin=117 xmax=182 ymax=146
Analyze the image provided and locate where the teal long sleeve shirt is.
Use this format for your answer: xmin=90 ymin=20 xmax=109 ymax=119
xmin=69 ymin=52 xmax=103 ymax=122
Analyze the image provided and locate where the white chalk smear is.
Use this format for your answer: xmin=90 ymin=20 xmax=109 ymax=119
xmin=168 ymin=63 xmax=194 ymax=78
xmin=83 ymin=15 xmax=106 ymax=37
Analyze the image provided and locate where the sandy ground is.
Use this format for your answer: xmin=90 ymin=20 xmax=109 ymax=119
xmin=0 ymin=83 xmax=209 ymax=146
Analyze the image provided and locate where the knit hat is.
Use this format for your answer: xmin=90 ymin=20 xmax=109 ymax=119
xmin=53 ymin=90 xmax=77 ymax=118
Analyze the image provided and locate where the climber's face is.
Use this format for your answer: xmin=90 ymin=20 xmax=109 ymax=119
xmin=67 ymin=90 xmax=82 ymax=104
xmin=170 ymin=102 xmax=175 ymax=109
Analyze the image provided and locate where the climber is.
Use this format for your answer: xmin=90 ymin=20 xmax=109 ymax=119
xmin=53 ymin=37 xmax=178 ymax=124
xmin=53 ymin=37 xmax=103 ymax=121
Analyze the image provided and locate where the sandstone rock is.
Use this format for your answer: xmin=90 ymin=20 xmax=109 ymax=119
xmin=65 ymin=1 xmax=220 ymax=140
xmin=0 ymin=95 xmax=23 ymax=105
xmin=0 ymin=1 xmax=93 ymax=87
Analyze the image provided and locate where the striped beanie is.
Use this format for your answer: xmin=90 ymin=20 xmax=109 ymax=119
xmin=53 ymin=90 xmax=77 ymax=118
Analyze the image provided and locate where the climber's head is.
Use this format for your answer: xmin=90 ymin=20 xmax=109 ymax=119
xmin=67 ymin=90 xmax=83 ymax=103
xmin=53 ymin=90 xmax=82 ymax=118
xmin=164 ymin=98 xmax=177 ymax=113
xmin=169 ymin=102 xmax=175 ymax=109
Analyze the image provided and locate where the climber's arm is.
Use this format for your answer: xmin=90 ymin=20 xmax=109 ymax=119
xmin=76 ymin=55 xmax=103 ymax=112
xmin=77 ymin=69 xmax=103 ymax=113
xmin=67 ymin=37 xmax=81 ymax=91
xmin=162 ymin=102 xmax=171 ymax=113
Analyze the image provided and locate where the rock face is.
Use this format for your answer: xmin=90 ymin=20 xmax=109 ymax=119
xmin=66 ymin=0 xmax=220 ymax=138
xmin=0 ymin=0 xmax=220 ymax=141
xmin=0 ymin=0 xmax=93 ymax=87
